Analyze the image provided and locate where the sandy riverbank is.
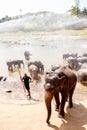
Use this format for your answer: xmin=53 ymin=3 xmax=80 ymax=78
xmin=0 ymin=81 xmax=87 ymax=130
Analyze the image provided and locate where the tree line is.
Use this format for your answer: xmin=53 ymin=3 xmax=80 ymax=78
xmin=69 ymin=0 xmax=87 ymax=16
xmin=0 ymin=15 xmax=22 ymax=23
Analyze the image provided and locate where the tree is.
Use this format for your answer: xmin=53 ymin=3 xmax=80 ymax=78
xmin=75 ymin=0 xmax=80 ymax=15
xmin=69 ymin=0 xmax=81 ymax=16
xmin=82 ymin=8 xmax=87 ymax=16
xmin=69 ymin=6 xmax=80 ymax=15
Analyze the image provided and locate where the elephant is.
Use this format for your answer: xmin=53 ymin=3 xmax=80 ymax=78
xmin=68 ymin=58 xmax=80 ymax=70
xmin=28 ymin=61 xmax=44 ymax=74
xmin=63 ymin=53 xmax=77 ymax=60
xmin=77 ymin=68 xmax=87 ymax=86
xmin=28 ymin=64 xmax=39 ymax=80
xmin=67 ymin=56 xmax=87 ymax=71
xmin=7 ymin=60 xmax=24 ymax=72
xmin=77 ymin=56 xmax=87 ymax=64
xmin=82 ymin=53 xmax=87 ymax=57
xmin=51 ymin=64 xmax=60 ymax=71
xmin=44 ymin=66 xmax=77 ymax=124
xmin=24 ymin=50 xmax=31 ymax=60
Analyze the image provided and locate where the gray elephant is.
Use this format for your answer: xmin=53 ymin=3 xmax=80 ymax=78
xmin=7 ymin=60 xmax=24 ymax=72
xmin=68 ymin=58 xmax=80 ymax=70
xmin=24 ymin=50 xmax=31 ymax=60
xmin=63 ymin=53 xmax=77 ymax=60
xmin=51 ymin=64 xmax=60 ymax=71
xmin=28 ymin=61 xmax=44 ymax=74
xmin=28 ymin=64 xmax=39 ymax=80
xmin=44 ymin=66 xmax=77 ymax=124
xmin=77 ymin=68 xmax=87 ymax=86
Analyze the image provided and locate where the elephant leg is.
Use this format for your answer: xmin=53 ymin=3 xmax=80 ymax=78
xmin=19 ymin=64 xmax=21 ymax=68
xmin=59 ymin=93 xmax=66 ymax=118
xmin=54 ymin=92 xmax=60 ymax=111
xmin=69 ymin=85 xmax=76 ymax=108
xmin=8 ymin=66 xmax=10 ymax=71
xmin=44 ymin=90 xmax=53 ymax=124
xmin=9 ymin=65 xmax=13 ymax=72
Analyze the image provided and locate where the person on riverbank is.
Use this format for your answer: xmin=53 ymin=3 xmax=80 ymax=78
xmin=20 ymin=73 xmax=32 ymax=99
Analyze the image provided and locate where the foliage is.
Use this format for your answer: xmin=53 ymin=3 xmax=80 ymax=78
xmin=0 ymin=15 xmax=22 ymax=23
xmin=69 ymin=6 xmax=80 ymax=15
xmin=69 ymin=6 xmax=87 ymax=16
xmin=81 ymin=8 xmax=87 ymax=16
xmin=69 ymin=0 xmax=87 ymax=16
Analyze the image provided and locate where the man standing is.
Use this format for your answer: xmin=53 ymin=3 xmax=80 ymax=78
xmin=20 ymin=73 xmax=31 ymax=99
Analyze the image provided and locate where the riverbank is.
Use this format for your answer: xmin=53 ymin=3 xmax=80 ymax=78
xmin=0 ymin=80 xmax=87 ymax=130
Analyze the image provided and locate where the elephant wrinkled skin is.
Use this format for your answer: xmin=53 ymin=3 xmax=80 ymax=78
xmin=44 ymin=66 xmax=77 ymax=124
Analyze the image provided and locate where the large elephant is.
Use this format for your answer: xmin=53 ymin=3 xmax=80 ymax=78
xmin=44 ymin=66 xmax=77 ymax=124
xmin=7 ymin=60 xmax=24 ymax=72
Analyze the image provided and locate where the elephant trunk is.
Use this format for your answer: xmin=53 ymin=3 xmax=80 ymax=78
xmin=44 ymin=91 xmax=53 ymax=124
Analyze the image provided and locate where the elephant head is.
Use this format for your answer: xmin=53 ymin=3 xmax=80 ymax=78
xmin=44 ymin=71 xmax=66 ymax=90
xmin=28 ymin=64 xmax=39 ymax=80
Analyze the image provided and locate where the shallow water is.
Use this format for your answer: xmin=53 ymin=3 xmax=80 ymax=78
xmin=0 ymin=35 xmax=87 ymax=76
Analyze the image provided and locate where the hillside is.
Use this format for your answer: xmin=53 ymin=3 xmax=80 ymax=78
xmin=0 ymin=11 xmax=87 ymax=32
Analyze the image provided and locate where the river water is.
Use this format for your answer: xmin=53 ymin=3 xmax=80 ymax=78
xmin=0 ymin=35 xmax=87 ymax=76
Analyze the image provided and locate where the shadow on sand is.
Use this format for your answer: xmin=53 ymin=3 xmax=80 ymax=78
xmin=48 ymin=103 xmax=87 ymax=130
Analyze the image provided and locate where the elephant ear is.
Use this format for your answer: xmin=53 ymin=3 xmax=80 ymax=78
xmin=45 ymin=71 xmax=58 ymax=83
xmin=60 ymin=76 xmax=68 ymax=90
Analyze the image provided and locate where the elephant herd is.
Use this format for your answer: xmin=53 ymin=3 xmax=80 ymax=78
xmin=63 ymin=52 xmax=87 ymax=85
xmin=6 ymin=51 xmax=87 ymax=86
xmin=5 ymin=51 xmax=87 ymax=124
xmin=43 ymin=53 xmax=87 ymax=124
xmin=6 ymin=50 xmax=44 ymax=81
xmin=6 ymin=60 xmax=44 ymax=80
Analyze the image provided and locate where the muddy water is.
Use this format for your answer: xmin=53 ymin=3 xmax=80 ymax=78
xmin=0 ymin=36 xmax=87 ymax=76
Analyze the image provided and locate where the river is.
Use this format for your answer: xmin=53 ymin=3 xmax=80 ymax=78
xmin=0 ymin=34 xmax=87 ymax=76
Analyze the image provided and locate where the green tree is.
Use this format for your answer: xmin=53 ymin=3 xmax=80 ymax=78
xmin=75 ymin=0 xmax=80 ymax=15
xmin=69 ymin=6 xmax=80 ymax=15
xmin=82 ymin=8 xmax=87 ymax=16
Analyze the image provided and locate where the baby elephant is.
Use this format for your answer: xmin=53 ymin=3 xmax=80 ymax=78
xmin=44 ymin=66 xmax=77 ymax=124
